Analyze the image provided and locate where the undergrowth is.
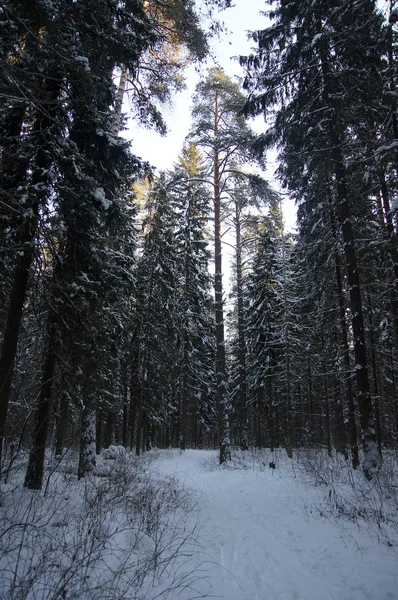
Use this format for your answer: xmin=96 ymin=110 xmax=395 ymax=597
xmin=0 ymin=447 xmax=206 ymax=600
xmin=204 ymin=445 xmax=398 ymax=548
xmin=295 ymin=447 xmax=398 ymax=547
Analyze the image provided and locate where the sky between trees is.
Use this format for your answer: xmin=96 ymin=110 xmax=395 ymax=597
xmin=124 ymin=0 xmax=298 ymax=231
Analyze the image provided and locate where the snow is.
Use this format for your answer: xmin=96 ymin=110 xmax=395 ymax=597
xmin=92 ymin=187 xmax=111 ymax=210
xmin=1 ymin=449 xmax=397 ymax=600
xmin=152 ymin=449 xmax=398 ymax=600
xmin=311 ymin=33 xmax=323 ymax=47
xmin=75 ymin=55 xmax=91 ymax=73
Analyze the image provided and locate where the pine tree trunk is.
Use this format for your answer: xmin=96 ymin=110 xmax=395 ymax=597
xmin=235 ymin=203 xmax=248 ymax=450
xmin=214 ymin=91 xmax=230 ymax=464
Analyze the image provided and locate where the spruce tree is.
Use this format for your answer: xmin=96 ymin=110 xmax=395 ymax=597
xmin=241 ymin=0 xmax=386 ymax=478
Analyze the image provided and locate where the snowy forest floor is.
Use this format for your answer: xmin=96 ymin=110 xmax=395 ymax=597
xmin=1 ymin=447 xmax=398 ymax=600
xmin=154 ymin=449 xmax=398 ymax=600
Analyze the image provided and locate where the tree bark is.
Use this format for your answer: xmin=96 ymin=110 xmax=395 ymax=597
xmin=214 ymin=90 xmax=231 ymax=464
xmin=78 ymin=407 xmax=96 ymax=479
xmin=24 ymin=318 xmax=57 ymax=489
xmin=332 ymin=218 xmax=359 ymax=468
xmin=235 ymin=203 xmax=248 ymax=450
xmin=54 ymin=390 xmax=69 ymax=457
xmin=281 ymin=227 xmax=292 ymax=459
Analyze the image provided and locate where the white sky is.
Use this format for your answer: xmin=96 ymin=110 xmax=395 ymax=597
xmin=123 ymin=0 xmax=297 ymax=232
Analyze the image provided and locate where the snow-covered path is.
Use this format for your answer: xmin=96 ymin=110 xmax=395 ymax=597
xmin=153 ymin=449 xmax=398 ymax=600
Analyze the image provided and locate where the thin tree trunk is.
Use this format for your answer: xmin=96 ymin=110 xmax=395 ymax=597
xmin=105 ymin=410 xmax=115 ymax=448
xmin=24 ymin=318 xmax=57 ymax=489
xmin=235 ymin=203 xmax=248 ymax=450
xmin=78 ymin=406 xmax=96 ymax=479
xmin=135 ymin=346 xmax=146 ymax=457
xmin=129 ymin=368 xmax=137 ymax=451
xmin=214 ymin=90 xmax=230 ymax=464
xmin=367 ymin=294 xmax=382 ymax=457
xmin=281 ymin=223 xmax=292 ymax=459
xmin=380 ymin=172 xmax=398 ymax=351
xmin=180 ymin=337 xmax=189 ymax=451
xmin=307 ymin=357 xmax=313 ymax=445
xmin=332 ymin=223 xmax=359 ymax=468
xmin=122 ymin=371 xmax=129 ymax=448
xmin=54 ymin=390 xmax=69 ymax=457
xmin=96 ymin=410 xmax=103 ymax=455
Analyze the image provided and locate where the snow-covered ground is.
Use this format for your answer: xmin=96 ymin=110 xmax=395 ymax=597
xmin=152 ymin=449 xmax=398 ymax=600
xmin=1 ymin=448 xmax=397 ymax=600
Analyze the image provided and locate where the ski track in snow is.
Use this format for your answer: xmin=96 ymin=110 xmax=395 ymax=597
xmin=152 ymin=449 xmax=398 ymax=600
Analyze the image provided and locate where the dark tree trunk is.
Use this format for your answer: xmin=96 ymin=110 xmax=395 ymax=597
xmin=307 ymin=357 xmax=313 ymax=445
xmin=0 ymin=221 xmax=37 ymax=471
xmin=281 ymin=231 xmax=292 ymax=459
xmin=323 ymin=368 xmax=332 ymax=458
xmin=105 ymin=410 xmax=115 ymax=448
xmin=367 ymin=294 xmax=382 ymax=458
xmin=129 ymin=384 xmax=137 ymax=452
xmin=380 ymin=172 xmax=398 ymax=351
xmin=122 ymin=373 xmax=129 ymax=448
xmin=24 ymin=319 xmax=57 ymax=489
xmin=78 ymin=406 xmax=96 ymax=479
xmin=0 ymin=77 xmax=61 ymax=472
xmin=235 ymin=203 xmax=248 ymax=450
xmin=96 ymin=410 xmax=103 ymax=455
xmin=54 ymin=391 xmax=69 ymax=457
xmin=180 ymin=338 xmax=189 ymax=451
xmin=333 ymin=232 xmax=359 ymax=468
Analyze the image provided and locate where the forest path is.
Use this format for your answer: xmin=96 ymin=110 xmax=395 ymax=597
xmin=152 ymin=449 xmax=397 ymax=600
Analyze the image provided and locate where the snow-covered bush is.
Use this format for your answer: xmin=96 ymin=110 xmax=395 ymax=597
xmin=0 ymin=450 xmax=204 ymax=599
xmin=295 ymin=447 xmax=398 ymax=546
xmin=102 ymin=444 xmax=127 ymax=460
